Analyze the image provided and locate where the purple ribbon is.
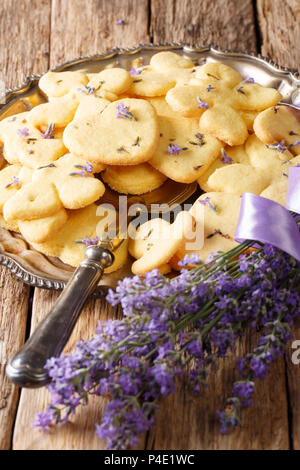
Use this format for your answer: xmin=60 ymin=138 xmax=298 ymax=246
xmin=235 ymin=189 xmax=300 ymax=262
xmin=286 ymin=166 xmax=300 ymax=214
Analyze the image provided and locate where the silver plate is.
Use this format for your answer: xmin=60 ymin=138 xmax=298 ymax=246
xmin=0 ymin=44 xmax=299 ymax=295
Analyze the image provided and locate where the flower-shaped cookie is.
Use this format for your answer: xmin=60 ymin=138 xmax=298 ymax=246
xmin=63 ymin=98 xmax=160 ymax=165
xmin=0 ymin=112 xmax=66 ymax=168
xmin=3 ymin=154 xmax=105 ymax=242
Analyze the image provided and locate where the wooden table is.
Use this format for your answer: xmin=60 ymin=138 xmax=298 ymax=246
xmin=0 ymin=0 xmax=299 ymax=451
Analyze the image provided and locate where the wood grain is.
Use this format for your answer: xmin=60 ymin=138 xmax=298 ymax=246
xmin=257 ymin=0 xmax=300 ymax=449
xmin=50 ymin=0 xmax=149 ymax=67
xmin=150 ymin=0 xmax=257 ymax=51
xmin=0 ymin=0 xmax=51 ymax=90
xmin=0 ymin=268 xmax=30 ymax=450
xmin=257 ymin=0 xmax=300 ymax=69
xmin=0 ymin=0 xmax=51 ymax=450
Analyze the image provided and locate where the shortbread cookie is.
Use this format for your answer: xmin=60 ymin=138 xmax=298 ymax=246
xmin=199 ymin=104 xmax=248 ymax=146
xmin=63 ymin=98 xmax=160 ymax=165
xmin=0 ymin=164 xmax=23 ymax=211
xmin=102 ymin=163 xmax=167 ymax=194
xmin=170 ymin=192 xmax=240 ymax=268
xmin=193 ymin=62 xmax=242 ymax=88
xmin=0 ymin=112 xmax=66 ymax=168
xmin=239 ymin=109 xmax=259 ymax=131
xmin=166 ymin=80 xmax=232 ymax=118
xmin=146 ymin=97 xmax=183 ymax=118
xmin=197 ymin=144 xmax=250 ymax=192
xmin=231 ymin=83 xmax=282 ymax=111
xmin=206 ymin=163 xmax=270 ymax=195
xmin=87 ymin=68 xmax=133 ymax=95
xmin=150 ymin=51 xmax=194 ymax=72
xmin=149 ymin=116 xmax=222 ymax=183
xmin=3 ymin=154 xmax=105 ymax=222
xmin=253 ymin=105 xmax=300 ymax=156
xmin=39 ymin=71 xmax=89 ymax=98
xmin=0 ymin=215 xmax=19 ymax=232
xmin=260 ymin=178 xmax=289 ymax=207
xmin=32 ymin=203 xmax=128 ymax=271
xmin=128 ymin=217 xmax=172 ymax=259
xmin=129 ymin=70 xmax=176 ymax=97
xmin=131 ymin=210 xmax=195 ymax=275
xmin=18 ymin=208 xmax=68 ymax=243
xmin=245 ymin=134 xmax=293 ymax=181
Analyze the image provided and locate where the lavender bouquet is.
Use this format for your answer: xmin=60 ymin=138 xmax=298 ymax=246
xmin=34 ymin=237 xmax=300 ymax=450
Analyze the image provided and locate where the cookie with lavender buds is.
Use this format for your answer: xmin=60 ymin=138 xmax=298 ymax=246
xmin=128 ymin=217 xmax=172 ymax=259
xmin=0 ymin=112 xmax=66 ymax=168
xmin=253 ymin=105 xmax=300 ymax=156
xmin=3 ymin=154 xmax=105 ymax=224
xmin=192 ymin=62 xmax=243 ymax=88
xmin=197 ymin=144 xmax=250 ymax=192
xmin=131 ymin=211 xmax=196 ymax=275
xmin=86 ymin=67 xmax=133 ymax=95
xmin=199 ymin=104 xmax=248 ymax=146
xmin=148 ymin=116 xmax=222 ymax=183
xmin=206 ymin=163 xmax=270 ymax=195
xmin=129 ymin=70 xmax=176 ymax=97
xmin=102 ymin=163 xmax=167 ymax=195
xmin=63 ymin=98 xmax=160 ymax=165
xmin=0 ymin=164 xmax=23 ymax=212
xmin=166 ymin=79 xmax=232 ymax=118
xmin=245 ymin=134 xmax=293 ymax=181
xmin=231 ymin=82 xmax=282 ymax=111
xmin=32 ymin=203 xmax=128 ymax=271
xmin=39 ymin=71 xmax=89 ymax=99
xmin=170 ymin=192 xmax=240 ymax=269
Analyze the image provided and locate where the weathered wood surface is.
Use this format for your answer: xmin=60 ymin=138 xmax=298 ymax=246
xmin=0 ymin=0 xmax=298 ymax=450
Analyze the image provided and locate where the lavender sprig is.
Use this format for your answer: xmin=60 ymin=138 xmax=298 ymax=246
xmin=221 ymin=148 xmax=233 ymax=164
xmin=34 ymin=235 xmax=300 ymax=450
xmin=198 ymin=196 xmax=218 ymax=212
xmin=17 ymin=128 xmax=29 ymax=137
xmin=40 ymin=123 xmax=55 ymax=139
xmin=116 ymin=103 xmax=136 ymax=120
xmin=267 ymin=140 xmax=300 ymax=153
xmin=69 ymin=162 xmax=93 ymax=177
xmin=197 ymin=97 xmax=209 ymax=109
xmin=5 ymin=176 xmax=21 ymax=188
xmin=168 ymin=143 xmax=188 ymax=155
xmin=241 ymin=77 xmax=255 ymax=84
xmin=75 ymin=236 xmax=100 ymax=247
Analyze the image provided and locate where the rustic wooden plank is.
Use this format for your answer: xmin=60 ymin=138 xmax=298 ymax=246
xmin=150 ymin=0 xmax=257 ymax=51
xmin=257 ymin=0 xmax=300 ymax=449
xmin=0 ymin=268 xmax=30 ymax=450
xmin=0 ymin=0 xmax=51 ymax=90
xmin=13 ymin=0 xmax=149 ymax=450
xmin=0 ymin=0 xmax=51 ymax=450
xmin=50 ymin=0 xmax=149 ymax=66
xmin=257 ymin=0 xmax=300 ymax=69
xmin=146 ymin=0 xmax=290 ymax=450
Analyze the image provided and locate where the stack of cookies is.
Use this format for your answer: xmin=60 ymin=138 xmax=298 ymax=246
xmin=0 ymin=51 xmax=299 ymax=274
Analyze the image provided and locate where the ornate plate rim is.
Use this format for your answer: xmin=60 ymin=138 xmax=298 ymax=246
xmin=0 ymin=43 xmax=299 ymax=293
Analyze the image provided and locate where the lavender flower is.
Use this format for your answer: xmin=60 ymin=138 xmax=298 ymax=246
xmin=116 ymin=19 xmax=125 ymax=25
xmin=5 ymin=176 xmax=21 ymax=188
xmin=241 ymin=77 xmax=255 ymax=84
xmin=17 ymin=128 xmax=29 ymax=137
xmin=35 ymin=237 xmax=300 ymax=450
xmin=167 ymin=143 xmax=188 ymax=155
xmin=69 ymin=162 xmax=93 ymax=177
xmin=267 ymin=140 xmax=300 ymax=153
xmin=197 ymin=97 xmax=209 ymax=109
xmin=129 ymin=67 xmax=144 ymax=76
xmin=206 ymin=84 xmax=215 ymax=92
xmin=75 ymin=236 xmax=100 ymax=247
xmin=221 ymin=148 xmax=233 ymax=164
xmin=198 ymin=196 xmax=218 ymax=212
xmin=40 ymin=123 xmax=55 ymax=139
xmin=116 ymin=103 xmax=135 ymax=120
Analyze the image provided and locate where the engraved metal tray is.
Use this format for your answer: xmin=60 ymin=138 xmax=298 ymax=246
xmin=0 ymin=44 xmax=299 ymax=295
